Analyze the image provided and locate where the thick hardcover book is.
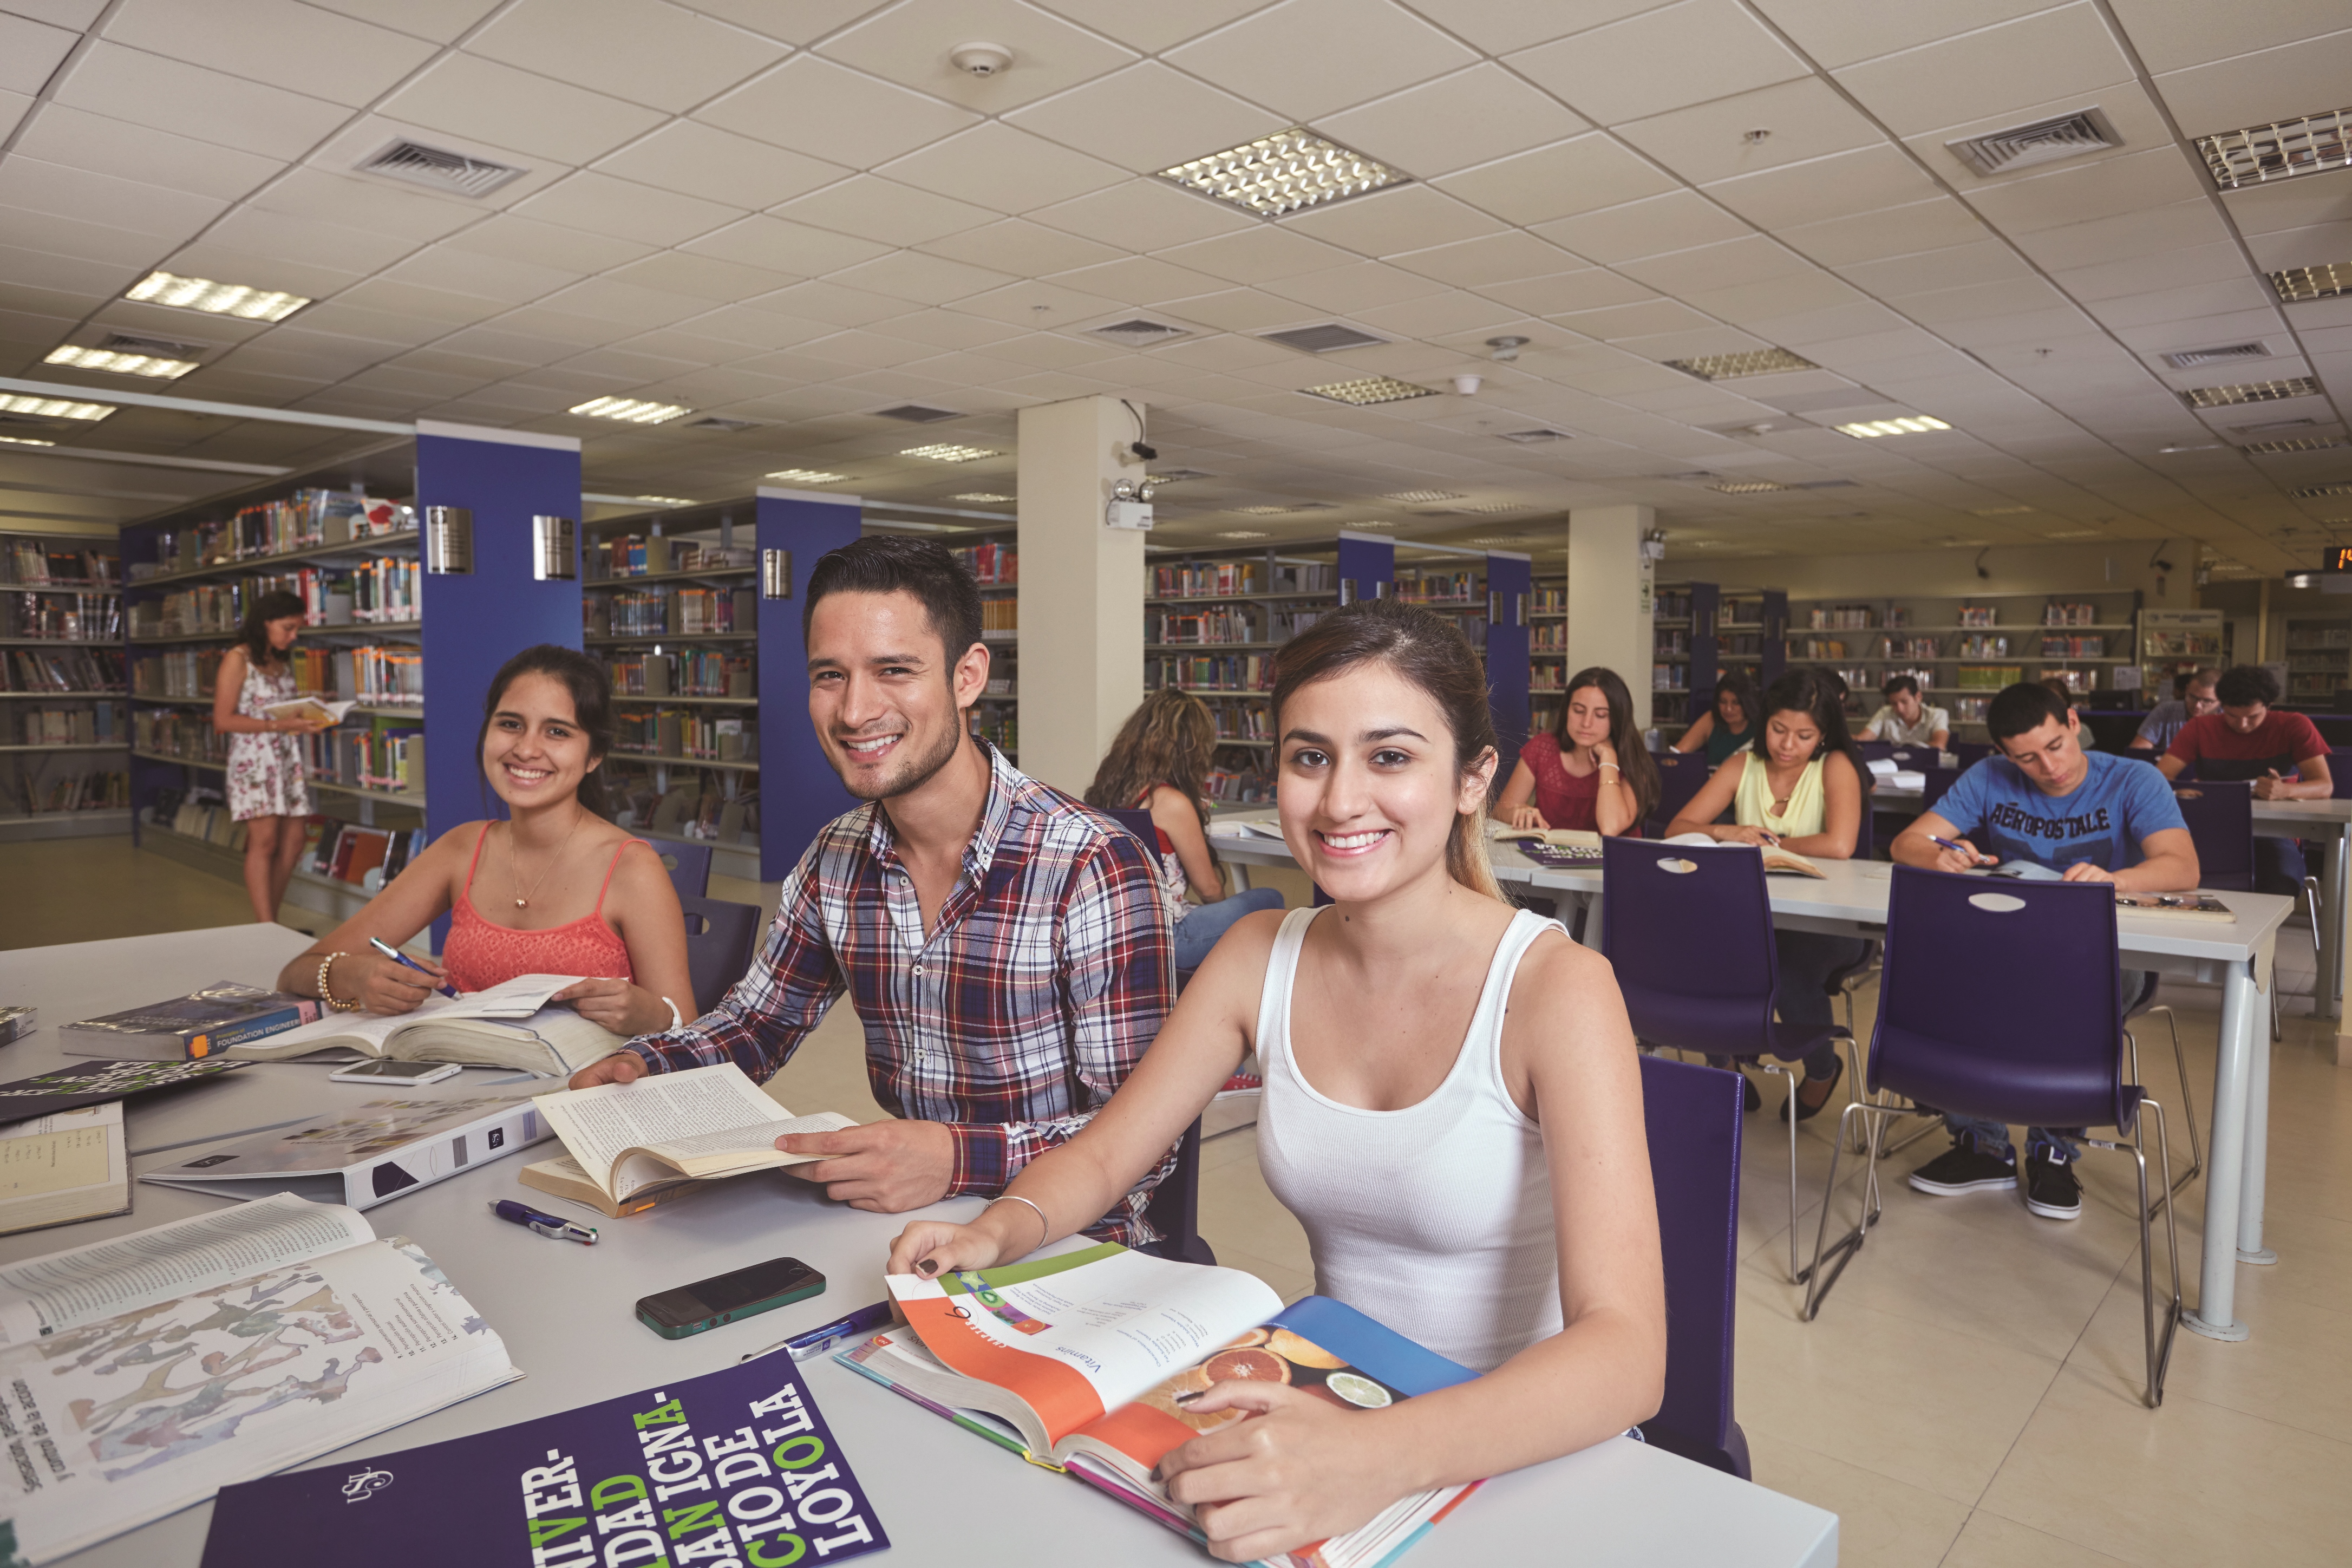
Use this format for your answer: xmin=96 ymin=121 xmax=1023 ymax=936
xmin=140 ymin=1089 xmax=549 ymax=1211
xmin=201 ymin=1354 xmax=888 ymax=1568
xmin=60 ymin=981 xmax=322 ymax=1061
xmin=0 ymin=1056 xmax=249 ymax=1122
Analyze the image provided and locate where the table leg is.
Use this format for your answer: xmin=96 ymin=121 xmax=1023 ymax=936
xmin=1579 ymin=890 xmax=1605 ymax=952
xmin=2328 ymin=824 xmax=2349 ymax=1021
xmin=1229 ymin=862 xmax=1253 ymax=893
xmin=2237 ymin=966 xmax=2277 ymax=1265
xmin=2183 ymin=955 xmax=2257 ymax=1341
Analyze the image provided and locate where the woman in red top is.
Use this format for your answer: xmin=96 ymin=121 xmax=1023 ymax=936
xmin=278 ymin=646 xmax=692 ymax=1036
xmin=1494 ymin=667 xmax=1660 ymax=835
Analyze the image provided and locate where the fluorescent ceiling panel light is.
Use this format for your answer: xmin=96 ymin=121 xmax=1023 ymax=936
xmin=125 ymin=270 xmax=308 ymax=322
xmin=2270 ymin=264 xmax=2352 ymax=303
xmin=1836 ymin=416 xmax=1951 ymax=438
xmin=1708 ymin=480 xmax=1787 ymax=494
xmin=952 ymin=492 xmax=1014 ymax=502
xmin=2243 ymin=437 xmax=2350 ymax=454
xmin=1147 ymin=469 xmax=1212 ymax=484
xmin=765 ymin=468 xmax=847 ymax=484
xmin=1664 ymin=348 xmax=1818 ymax=381
xmin=43 ymin=344 xmax=198 ymax=380
xmin=1216 ymin=530 xmax=1270 ymax=539
xmin=900 ymin=443 xmax=997 ymax=462
xmin=0 ymin=394 xmax=114 ymax=422
xmin=2195 ymin=106 xmax=2350 ymax=190
xmin=570 ymin=396 xmax=691 ymax=423
xmin=2289 ymin=483 xmax=2352 ymax=498
xmin=2162 ymin=342 xmax=2270 ymax=369
xmin=1970 ymin=505 xmax=2034 ymax=516
xmin=1301 ymin=376 xmax=1436 ymax=406
xmin=1383 ymin=489 xmax=1463 ymax=504
xmin=2045 ymin=529 xmax=2102 ymax=539
xmin=1234 ymin=505 xmax=1303 ymax=515
xmin=0 ymin=435 xmax=56 ymax=447
xmin=633 ymin=495 xmax=695 ymax=505
xmin=1946 ymin=107 xmax=2121 ymax=177
xmin=1160 ymin=129 xmax=1403 ymax=219
xmin=2181 ymin=377 xmax=2321 ymax=408
xmin=1454 ymin=502 xmax=1532 ymax=513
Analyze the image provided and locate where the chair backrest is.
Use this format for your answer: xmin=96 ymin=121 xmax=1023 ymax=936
xmin=1102 ymin=807 xmax=1164 ymax=868
xmin=680 ymin=893 xmax=762 ymax=1016
xmin=2333 ymin=749 xmax=2352 ymax=799
xmin=1884 ymin=744 xmax=1936 ymax=773
xmin=1872 ymin=865 xmax=2132 ymax=1131
xmin=1857 ymin=740 xmax=1894 ymax=762
xmin=1948 ymin=741 xmax=1994 ymax=769
xmin=1143 ymin=1117 xmax=1216 ymax=1266
xmin=1600 ymin=836 xmax=1780 ymax=1055
xmin=1850 ymin=781 xmax=1875 ymax=860
xmin=1647 ymin=750 xmax=1713 ymax=837
xmin=653 ymin=841 xmax=712 ymax=901
xmin=1919 ymin=765 xmax=1966 ymax=815
xmin=2170 ymin=781 xmax=2254 ymax=891
xmin=1636 ymin=1054 xmax=1750 ymax=1480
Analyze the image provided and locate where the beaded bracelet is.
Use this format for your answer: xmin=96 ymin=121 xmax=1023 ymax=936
xmin=316 ymin=952 xmax=363 ymax=1013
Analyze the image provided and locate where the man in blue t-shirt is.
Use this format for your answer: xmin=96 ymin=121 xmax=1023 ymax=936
xmin=1890 ymin=682 xmax=2197 ymax=1221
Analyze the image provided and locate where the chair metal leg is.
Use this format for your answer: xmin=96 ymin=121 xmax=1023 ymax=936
xmin=2301 ymin=873 xmax=2325 ymax=1019
xmin=2127 ymin=1005 xmax=2201 ymax=1194
xmin=2086 ymin=1100 xmax=2181 ymax=1407
xmin=1760 ymin=1060 xmax=1802 ymax=1283
xmin=1802 ymin=1097 xmax=1927 ymax=1318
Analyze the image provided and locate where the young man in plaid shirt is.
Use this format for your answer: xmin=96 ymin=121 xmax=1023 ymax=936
xmin=569 ymin=535 xmax=1180 ymax=1245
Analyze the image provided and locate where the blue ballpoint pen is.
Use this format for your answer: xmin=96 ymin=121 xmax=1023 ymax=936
xmin=742 ymin=1299 xmax=896 ymax=1363
xmin=369 ymin=935 xmax=458 ymax=997
xmin=490 ymin=1199 xmax=597 ymax=1245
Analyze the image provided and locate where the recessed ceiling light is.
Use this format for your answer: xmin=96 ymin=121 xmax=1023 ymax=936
xmin=1708 ymin=480 xmax=1788 ymax=494
xmin=2182 ymin=377 xmax=2321 ymax=408
xmin=632 ymin=495 xmax=696 ymax=506
xmin=0 ymin=394 xmax=114 ymax=422
xmin=1454 ymin=502 xmax=1532 ymax=513
xmin=952 ymin=492 xmax=1014 ymax=502
xmin=1216 ymin=530 xmax=1270 ymax=539
xmin=1836 ymin=416 xmax=1951 ymax=438
xmin=2269 ymin=264 xmax=2351 ymax=303
xmin=571 ymin=396 xmax=691 ymax=423
xmin=0 ymin=434 xmax=56 ymax=447
xmin=1160 ymin=128 xmax=1403 ymax=218
xmin=1664 ymin=348 xmax=1819 ymax=381
xmin=2158 ymin=442 xmax=2223 ymax=453
xmin=2194 ymin=106 xmax=2350 ymax=190
xmin=43 ymin=344 xmax=198 ymax=379
xmin=2243 ymin=436 xmax=2351 ymax=454
xmin=1970 ymin=505 xmax=2035 ymax=516
xmin=1383 ymin=489 xmax=1464 ymax=504
xmin=125 ymin=270 xmax=309 ymax=322
xmin=2290 ymin=483 xmax=2352 ymax=498
xmin=900 ymin=443 xmax=998 ymax=462
xmin=1234 ymin=505 xmax=1303 ymax=515
xmin=765 ymin=468 xmax=847 ymax=484
xmin=1348 ymin=518 xmax=1396 ymax=528
xmin=1301 ymin=376 xmax=1438 ymax=406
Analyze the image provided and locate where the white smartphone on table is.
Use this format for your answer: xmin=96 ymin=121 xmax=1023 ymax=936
xmin=327 ymin=1059 xmax=462 ymax=1086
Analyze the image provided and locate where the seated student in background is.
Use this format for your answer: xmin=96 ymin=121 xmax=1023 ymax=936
xmin=1670 ymin=670 xmax=1759 ymax=764
xmin=2130 ymin=667 xmax=2218 ymax=755
xmin=2158 ymin=663 xmax=2329 ymax=894
xmin=1084 ymin=688 xmax=1283 ymax=971
xmin=1664 ymin=668 xmax=1868 ymax=1121
xmin=1890 ymin=681 xmax=2196 ymax=1222
xmin=887 ymin=597 xmax=1664 ymax=1564
xmin=279 ymin=645 xmax=692 ymax=1033
xmin=570 ymin=537 xmax=1179 ymax=1243
xmin=1494 ymin=665 xmax=1661 ymax=835
xmin=1861 ymin=674 xmax=1950 ymax=749
xmin=2041 ymin=676 xmax=2098 ymax=747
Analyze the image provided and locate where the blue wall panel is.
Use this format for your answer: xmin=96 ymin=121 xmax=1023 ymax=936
xmin=756 ymin=493 xmax=862 ymax=878
xmin=1484 ymin=552 xmax=1532 ymax=775
xmin=1335 ymin=532 xmax=1394 ymax=603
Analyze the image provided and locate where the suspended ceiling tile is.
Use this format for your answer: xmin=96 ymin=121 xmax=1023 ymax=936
xmin=1683 ymin=269 xmax=1866 ymax=325
xmin=2103 ymin=0 xmax=2347 ymax=74
xmin=252 ymin=167 xmax=484 ymax=245
xmin=466 ymin=0 xmax=787 ymax=113
xmin=1745 ymin=299 xmax=1912 ymax=346
xmin=818 ymin=0 xmax=1136 ymax=114
xmin=919 ymin=219 xmax=1127 ymax=278
xmin=734 ymin=278 xmax=909 ymax=330
xmin=1959 ymin=146 xmax=2209 ymax=238
xmin=1389 ymin=230 xmax=1584 ymax=288
xmin=1531 ymin=191 xmax=1752 ymax=265
xmin=1841 ymin=238 xmax=2037 ymax=297
xmin=1777 ymin=199 xmax=1995 ymax=269
xmin=2243 ymin=219 xmax=2352 ymax=276
xmin=1547 ymin=298 xmax=1714 ymax=341
xmin=1432 ymin=134 xmax=1680 ymax=226
xmin=198 ymin=207 xmax=421 ymax=276
xmin=828 ymin=251 xmax=1020 ymax=307
xmin=1701 ymin=143 xmax=1942 ymax=234
xmin=2046 ymin=240 xmax=2255 ymax=301
xmin=1005 ymin=61 xmax=1284 ymax=176
xmin=53 ymin=41 xmax=351 ymax=161
xmin=594 ymin=122 xmax=851 ymax=211
xmin=1485 ymin=268 xmax=1658 ymax=316
xmin=1615 ymin=233 xmax=1812 ymax=295
xmin=1394 ymin=0 xmax=1670 ymax=56
xmin=878 ymin=122 xmax=1128 ymax=215
xmin=1616 ymin=77 xmax=1886 ymax=187
xmin=511 ymin=171 xmax=744 ymax=249
xmin=1350 ymin=289 xmax=1527 ymax=339
xmin=772 ymin=175 xmax=1001 ymax=248
xmin=303 ymin=0 xmax=500 ymax=44
xmin=0 ymin=10 xmax=77 ymax=96
xmin=2151 ymin=27 xmax=2352 ymax=139
xmin=681 ymin=215 xmax=891 ymax=276
xmin=9 ymin=104 xmax=283 ymax=201
xmin=1166 ymin=0 xmax=1479 ymax=123
xmin=2079 ymin=278 xmax=2281 ymax=330
xmin=2219 ymin=179 xmax=2352 ymax=238
xmin=1834 ymin=4 xmax=2132 ymax=140
xmin=1027 ymin=179 xmax=1256 ymax=256
xmin=604 ymin=251 xmax=804 ymax=304
xmin=376 ymin=52 xmax=670 ymax=166
xmin=1263 ymin=262 xmax=1453 ymax=315
xmin=1048 ymin=254 xmax=1245 ymax=308
xmin=1317 ymin=63 xmax=1590 ymax=180
xmin=1507 ymin=0 xmax=1807 ymax=127
xmin=1755 ymin=0 xmax=2070 ymax=73
xmin=949 ymin=278 xmax=1129 ymax=329
xmin=1022 ymin=0 xmax=1276 ymax=55
xmin=1158 ymin=224 xmax=1360 ymax=285
xmin=697 ymin=55 xmax=981 ymax=170
xmin=107 ymin=0 xmax=439 ymax=107
xmin=315 ymin=277 xmax=509 ymax=330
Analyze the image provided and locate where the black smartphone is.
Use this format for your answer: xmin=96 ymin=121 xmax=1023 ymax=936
xmin=635 ymin=1256 xmax=825 ymax=1340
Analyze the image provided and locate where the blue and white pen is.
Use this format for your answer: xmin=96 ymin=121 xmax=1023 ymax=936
xmin=490 ymin=1199 xmax=596 ymax=1246
xmin=368 ymin=935 xmax=458 ymax=997
xmin=1927 ymin=834 xmax=1994 ymax=865
xmin=742 ymin=1299 xmax=895 ymax=1363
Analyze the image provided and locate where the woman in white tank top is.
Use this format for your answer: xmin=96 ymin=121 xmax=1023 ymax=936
xmin=886 ymin=599 xmax=1665 ymax=1564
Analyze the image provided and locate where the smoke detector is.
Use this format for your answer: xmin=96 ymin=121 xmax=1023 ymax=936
xmin=950 ymin=42 xmax=1011 ymax=76
xmin=1452 ymin=374 xmax=1482 ymax=395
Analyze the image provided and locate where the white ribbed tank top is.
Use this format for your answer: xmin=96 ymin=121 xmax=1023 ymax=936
xmin=1255 ymin=905 xmax=1566 ymax=1372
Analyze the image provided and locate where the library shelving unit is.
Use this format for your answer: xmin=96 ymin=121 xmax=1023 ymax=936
xmin=1717 ymin=589 xmax=1788 ymax=703
xmin=1530 ymin=569 xmax=1566 ymax=737
xmin=1647 ymin=581 xmax=1728 ymax=738
xmin=0 ymin=532 xmax=129 ymax=840
xmin=2283 ymin=612 xmax=2350 ymax=707
xmin=2139 ymin=609 xmax=2225 ymax=701
xmin=1783 ymin=587 xmax=2144 ymax=731
xmin=950 ymin=525 xmax=1019 ymax=767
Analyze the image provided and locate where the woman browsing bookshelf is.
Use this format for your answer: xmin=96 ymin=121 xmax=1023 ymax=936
xmin=885 ymin=597 xmax=1665 ymax=1564
xmin=213 ymin=589 xmax=333 ymax=924
xmin=1492 ymin=665 xmax=1658 ymax=835
xmin=277 ymin=646 xmax=692 ymax=1037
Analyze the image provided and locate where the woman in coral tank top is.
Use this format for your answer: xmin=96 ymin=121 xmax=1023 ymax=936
xmin=278 ymin=646 xmax=692 ymax=1037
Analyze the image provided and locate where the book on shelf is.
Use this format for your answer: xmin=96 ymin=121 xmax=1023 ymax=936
xmin=201 ymin=1348 xmax=887 ymax=1568
xmin=223 ymin=973 xmax=626 ymax=1075
xmin=531 ymin=1062 xmax=856 ymax=1210
xmin=840 ymin=1243 xmax=1479 ymax=1568
xmin=0 ymin=1193 xmax=518 ymax=1564
xmin=61 ymin=981 xmax=321 ymax=1061
xmin=141 ymin=1086 xmax=550 ymax=1209
xmin=0 ymin=1101 xmax=128 ymax=1238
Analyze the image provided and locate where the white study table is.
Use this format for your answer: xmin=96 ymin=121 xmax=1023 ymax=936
xmin=0 ymin=928 xmax=1840 ymax=1568
xmin=1211 ymin=813 xmax=2291 ymax=1343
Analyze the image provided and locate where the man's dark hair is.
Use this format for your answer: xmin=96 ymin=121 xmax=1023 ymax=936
xmin=2215 ymin=664 xmax=2278 ymax=709
xmin=1881 ymin=673 xmax=1920 ymax=699
xmin=802 ymin=534 xmax=984 ymax=670
xmin=1987 ymin=681 xmax=2073 ymax=744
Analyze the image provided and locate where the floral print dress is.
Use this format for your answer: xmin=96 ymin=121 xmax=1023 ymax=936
xmin=226 ymin=658 xmax=313 ymax=822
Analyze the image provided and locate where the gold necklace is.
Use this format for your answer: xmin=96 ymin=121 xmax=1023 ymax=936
xmin=507 ymin=813 xmax=582 ymax=910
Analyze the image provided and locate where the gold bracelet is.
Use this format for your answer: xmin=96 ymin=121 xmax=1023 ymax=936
xmin=316 ymin=952 xmax=362 ymax=1013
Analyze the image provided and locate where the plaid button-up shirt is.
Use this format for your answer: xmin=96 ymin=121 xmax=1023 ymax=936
xmin=624 ymin=743 xmax=1178 ymax=1244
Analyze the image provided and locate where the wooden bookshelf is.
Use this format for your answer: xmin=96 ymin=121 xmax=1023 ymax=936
xmin=0 ymin=531 xmax=129 ymax=839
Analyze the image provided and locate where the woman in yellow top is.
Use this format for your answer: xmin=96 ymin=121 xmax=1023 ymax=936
xmin=1665 ymin=669 xmax=1867 ymax=1121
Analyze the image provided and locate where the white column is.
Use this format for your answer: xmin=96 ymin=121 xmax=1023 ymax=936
xmin=1567 ymin=504 xmax=1656 ymax=730
xmin=1016 ymin=396 xmax=1147 ymax=794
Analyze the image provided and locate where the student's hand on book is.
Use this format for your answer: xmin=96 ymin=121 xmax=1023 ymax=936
xmin=1505 ymin=804 xmax=1549 ymax=830
xmin=778 ymin=1119 xmax=955 ymax=1212
xmin=351 ymin=951 xmax=443 ymax=1015
xmin=885 ymin=1219 xmax=1004 ymax=1278
xmin=1719 ymin=825 xmax=1777 ymax=847
xmin=1930 ymin=837 xmax=1991 ymax=874
xmin=2253 ymin=769 xmax=2284 ymax=800
xmin=1159 ymin=1381 xmax=1402 ymax=1563
xmin=2060 ymin=861 xmax=2115 ymax=884
xmin=567 ymin=1051 xmax=650 ymax=1089
xmin=552 ymin=977 xmax=669 ymax=1036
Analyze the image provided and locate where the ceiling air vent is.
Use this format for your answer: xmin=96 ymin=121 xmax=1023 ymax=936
xmin=97 ymin=331 xmax=207 ymax=359
xmin=1263 ymin=323 xmax=1386 ymax=353
xmin=356 ymin=140 xmax=526 ymax=198
xmin=2163 ymin=342 xmax=2270 ymax=370
xmin=1086 ymin=318 xmax=1190 ymax=345
xmin=1946 ymin=106 xmax=2120 ymax=177
xmin=1498 ymin=428 xmax=1570 ymax=443
xmin=1789 ymin=479 xmax=1858 ymax=489
xmin=687 ymin=416 xmax=759 ymax=432
xmin=873 ymin=404 xmax=959 ymax=423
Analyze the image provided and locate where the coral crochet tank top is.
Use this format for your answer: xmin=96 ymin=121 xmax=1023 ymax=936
xmin=442 ymin=825 xmax=635 ymax=994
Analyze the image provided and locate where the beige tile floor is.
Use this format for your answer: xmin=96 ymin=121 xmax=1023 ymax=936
xmin=11 ymin=838 xmax=2348 ymax=1565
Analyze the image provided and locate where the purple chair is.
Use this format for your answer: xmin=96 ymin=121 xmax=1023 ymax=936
xmin=1635 ymin=1053 xmax=1750 ymax=1480
xmin=652 ymin=840 xmax=712 ymax=900
xmin=1646 ymin=750 xmax=1711 ymax=838
xmin=1600 ymin=835 xmax=1849 ymax=1282
xmin=1949 ymin=741 xmax=1994 ymax=769
xmin=679 ymin=893 xmax=760 ymax=1016
xmin=1857 ymin=740 xmax=1895 ymax=763
xmin=1103 ymin=807 xmax=1162 ymax=868
xmin=1802 ymin=866 xmax=2180 ymax=1405
xmin=2170 ymin=781 xmax=2253 ymax=891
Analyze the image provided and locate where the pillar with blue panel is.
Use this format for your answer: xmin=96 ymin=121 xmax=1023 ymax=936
xmin=1484 ymin=551 xmax=1533 ymax=777
xmin=1335 ymin=529 xmax=1394 ymax=605
xmin=415 ymin=421 xmax=584 ymax=946
xmin=755 ymin=487 xmax=861 ymax=878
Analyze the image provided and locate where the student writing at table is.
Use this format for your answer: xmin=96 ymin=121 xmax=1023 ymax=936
xmin=278 ymin=645 xmax=693 ymax=1035
xmin=570 ymin=537 xmax=1178 ymax=1243
xmin=2129 ymin=667 xmax=2218 ymax=755
xmin=1664 ymin=668 xmax=1868 ymax=1121
xmin=886 ymin=597 xmax=1664 ymax=1565
xmin=1860 ymin=673 xmax=1950 ymax=749
xmin=2158 ymin=663 xmax=2329 ymax=895
xmin=1889 ymin=680 xmax=2197 ymax=1221
xmin=1493 ymin=665 xmax=1660 ymax=835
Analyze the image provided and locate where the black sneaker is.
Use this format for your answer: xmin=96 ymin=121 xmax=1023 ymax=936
xmin=1743 ymin=1074 xmax=1760 ymax=1114
xmin=1907 ymin=1133 xmax=2016 ymax=1197
xmin=2023 ymin=1147 xmax=2082 ymax=1220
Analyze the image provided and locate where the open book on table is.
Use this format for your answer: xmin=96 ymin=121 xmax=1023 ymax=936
xmin=1660 ymin=832 xmax=1827 ymax=879
xmin=531 ymin=1062 xmax=855 ymax=1210
xmin=0 ymin=1192 xmax=518 ymax=1564
xmin=224 ymin=973 xmax=624 ymax=1075
xmin=839 ymin=1243 xmax=1481 ymax=1568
